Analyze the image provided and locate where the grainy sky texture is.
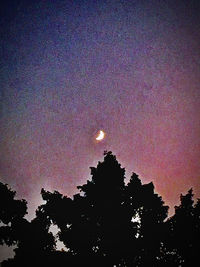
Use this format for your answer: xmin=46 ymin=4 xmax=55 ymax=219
xmin=1 ymin=0 xmax=200 ymax=227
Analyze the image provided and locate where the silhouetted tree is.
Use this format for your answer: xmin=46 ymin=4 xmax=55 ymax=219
xmin=165 ymin=189 xmax=200 ymax=266
xmin=0 ymin=182 xmax=27 ymax=246
xmin=1 ymin=152 xmax=199 ymax=267
xmin=10 ymin=210 xmax=56 ymax=266
xmin=193 ymin=198 xmax=200 ymax=263
xmin=72 ymin=151 xmax=138 ymax=266
xmin=0 ymin=182 xmax=56 ymax=266
xmin=126 ymin=173 xmax=169 ymax=266
xmin=36 ymin=151 xmax=135 ymax=266
xmin=37 ymin=152 xmax=168 ymax=266
xmin=38 ymin=188 xmax=73 ymax=230
xmin=35 ymin=187 xmax=76 ymax=265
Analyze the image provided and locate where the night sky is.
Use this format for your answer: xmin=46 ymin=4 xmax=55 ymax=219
xmin=1 ymin=0 xmax=200 ymax=230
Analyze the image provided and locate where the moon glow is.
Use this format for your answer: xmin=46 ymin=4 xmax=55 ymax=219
xmin=96 ymin=130 xmax=105 ymax=141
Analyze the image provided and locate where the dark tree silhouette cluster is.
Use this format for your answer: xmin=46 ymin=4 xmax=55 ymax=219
xmin=0 ymin=151 xmax=199 ymax=266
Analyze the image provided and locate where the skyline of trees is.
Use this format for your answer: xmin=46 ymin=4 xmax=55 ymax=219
xmin=0 ymin=151 xmax=199 ymax=266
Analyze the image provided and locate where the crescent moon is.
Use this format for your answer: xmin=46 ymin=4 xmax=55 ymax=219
xmin=96 ymin=130 xmax=105 ymax=141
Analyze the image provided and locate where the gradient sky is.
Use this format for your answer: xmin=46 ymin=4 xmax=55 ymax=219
xmin=1 ymin=0 xmax=200 ymax=227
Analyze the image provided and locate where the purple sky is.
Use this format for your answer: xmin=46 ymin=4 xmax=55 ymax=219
xmin=1 ymin=0 xmax=200 ymax=226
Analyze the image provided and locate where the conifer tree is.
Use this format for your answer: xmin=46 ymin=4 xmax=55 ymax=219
xmin=126 ymin=173 xmax=168 ymax=266
xmin=65 ymin=151 xmax=138 ymax=266
xmin=34 ymin=151 xmax=170 ymax=266
xmin=166 ymin=189 xmax=199 ymax=266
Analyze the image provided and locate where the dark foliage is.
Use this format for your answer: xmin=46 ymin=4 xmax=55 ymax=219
xmin=0 ymin=183 xmax=27 ymax=246
xmin=165 ymin=189 xmax=200 ymax=266
xmin=0 ymin=151 xmax=199 ymax=266
xmin=0 ymin=182 xmax=55 ymax=266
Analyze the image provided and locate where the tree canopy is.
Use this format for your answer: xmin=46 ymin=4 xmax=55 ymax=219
xmin=0 ymin=151 xmax=199 ymax=266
